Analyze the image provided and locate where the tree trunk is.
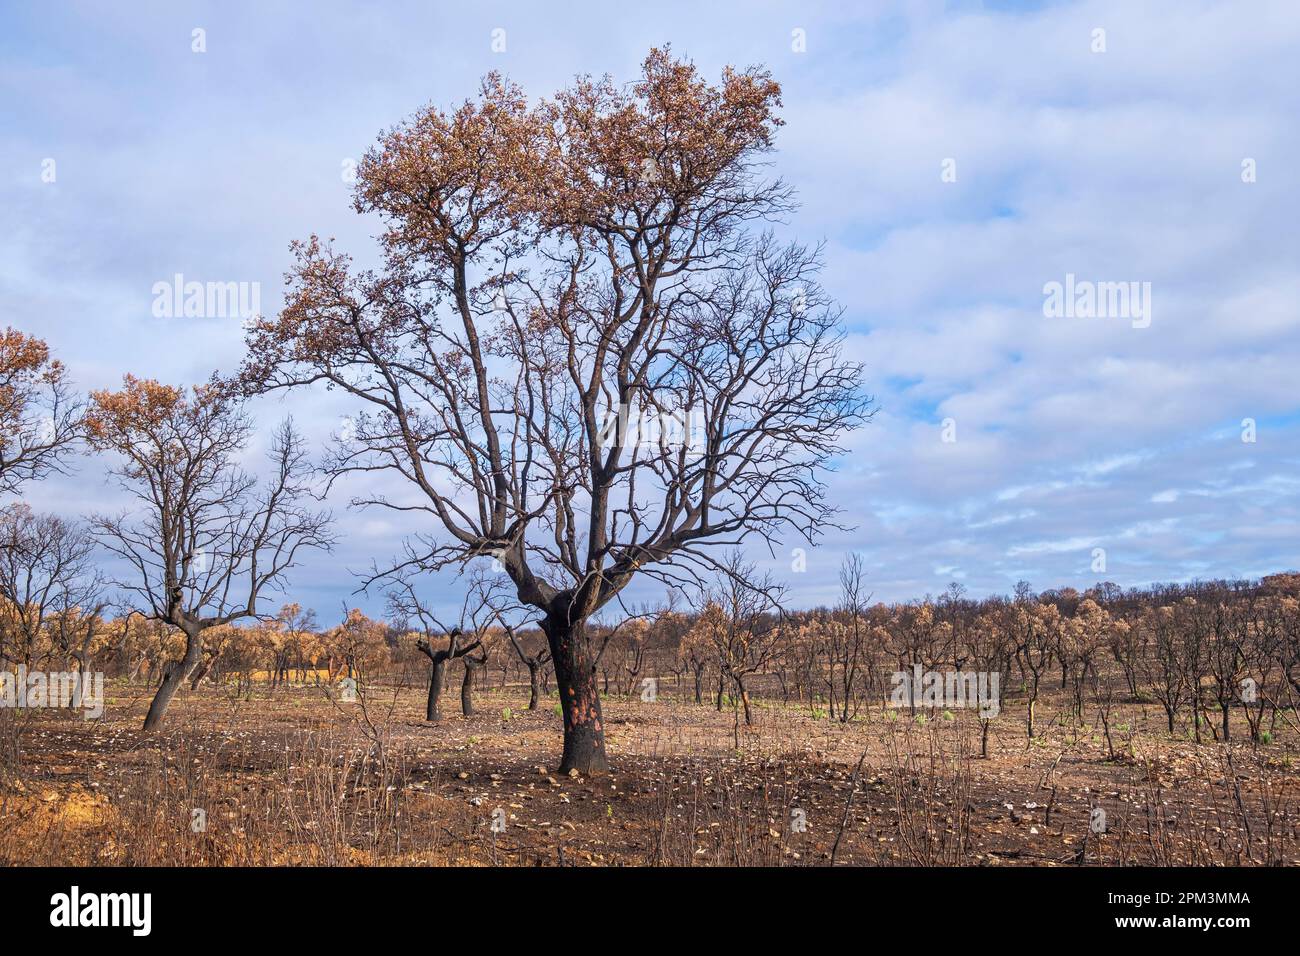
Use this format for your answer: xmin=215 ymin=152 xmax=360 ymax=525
xmin=188 ymin=657 xmax=212 ymax=691
xmin=143 ymin=626 xmax=203 ymax=731
xmin=527 ymin=660 xmax=541 ymax=710
xmin=737 ymin=677 xmax=753 ymax=726
xmin=426 ymin=656 xmax=447 ymax=722
xmin=461 ymin=657 xmax=482 ymax=716
xmin=543 ymin=615 xmax=608 ymax=775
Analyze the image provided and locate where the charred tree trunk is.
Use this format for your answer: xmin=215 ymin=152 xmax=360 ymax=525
xmin=527 ymin=660 xmax=541 ymax=710
xmin=426 ymin=655 xmax=447 ymax=721
xmin=543 ymin=615 xmax=608 ymax=776
xmin=417 ymin=636 xmax=466 ymax=723
xmin=461 ymin=654 xmax=485 ymax=716
xmin=143 ymin=626 xmax=203 ymax=731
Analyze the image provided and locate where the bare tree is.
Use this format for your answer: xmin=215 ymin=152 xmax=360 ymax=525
xmin=967 ymin=602 xmax=1012 ymax=758
xmin=238 ymin=50 xmax=869 ymax=772
xmin=1001 ymin=584 xmax=1058 ymax=741
xmin=48 ymin=587 xmax=110 ymax=681
xmin=0 ymin=505 xmax=100 ymax=669
xmin=1136 ymin=604 xmax=1187 ymax=735
xmin=885 ymin=601 xmax=950 ymax=715
xmin=830 ymin=553 xmax=871 ymax=722
xmin=1059 ymin=598 xmax=1109 ymax=723
xmin=0 ymin=329 xmax=82 ymax=496
xmin=1202 ymin=583 xmax=1251 ymax=742
xmin=85 ymin=377 xmax=332 ymax=730
xmin=694 ymin=554 xmax=786 ymax=726
xmin=459 ymin=645 xmax=488 ymax=716
xmin=388 ymin=568 xmax=513 ymax=721
xmin=679 ymin=616 xmax=713 ymax=706
xmin=503 ymin=622 xmax=552 ymax=710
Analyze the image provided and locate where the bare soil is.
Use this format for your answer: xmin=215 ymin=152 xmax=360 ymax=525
xmin=2 ymin=677 xmax=1297 ymax=866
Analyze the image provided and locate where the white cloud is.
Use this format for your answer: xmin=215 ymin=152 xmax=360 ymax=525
xmin=2 ymin=0 xmax=1297 ymax=614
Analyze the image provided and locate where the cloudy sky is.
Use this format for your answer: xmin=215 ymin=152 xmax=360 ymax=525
xmin=3 ymin=0 xmax=1297 ymax=618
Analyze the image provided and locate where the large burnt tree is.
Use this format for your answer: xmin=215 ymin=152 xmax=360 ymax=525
xmin=239 ymin=49 xmax=869 ymax=773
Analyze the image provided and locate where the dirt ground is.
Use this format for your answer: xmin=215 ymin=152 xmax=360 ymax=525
xmin=3 ymin=676 xmax=1298 ymax=866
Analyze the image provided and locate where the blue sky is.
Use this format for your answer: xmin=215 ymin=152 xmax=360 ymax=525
xmin=3 ymin=0 xmax=1298 ymax=618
